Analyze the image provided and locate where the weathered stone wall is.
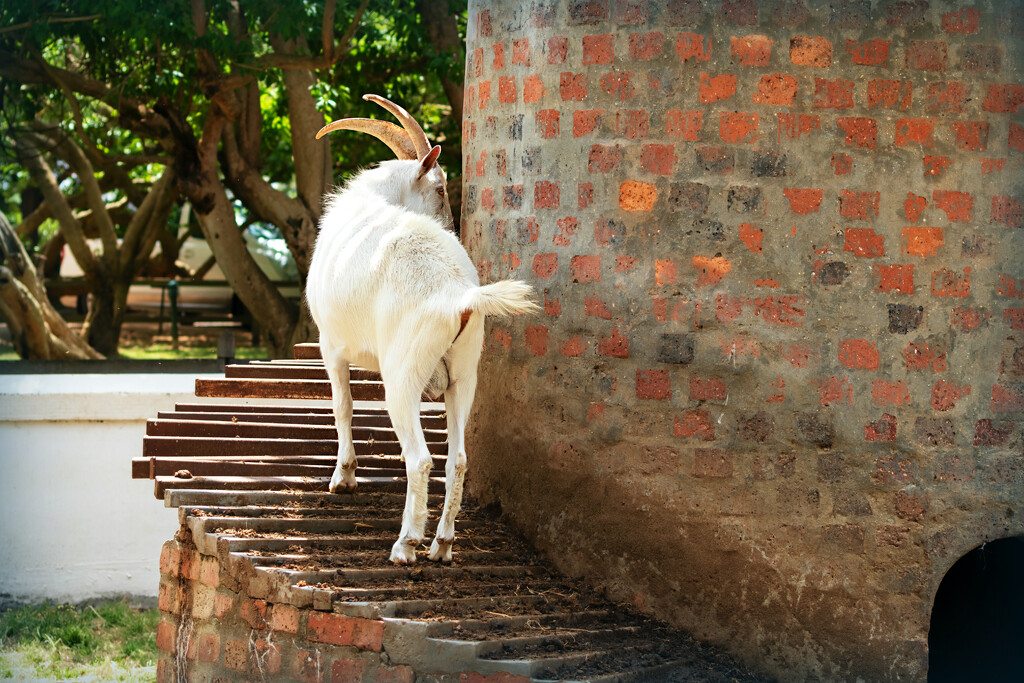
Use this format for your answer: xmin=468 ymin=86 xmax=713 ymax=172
xmin=461 ymin=0 xmax=1023 ymax=679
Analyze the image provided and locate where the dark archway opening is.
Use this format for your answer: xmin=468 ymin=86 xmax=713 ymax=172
xmin=928 ymin=536 xmax=1024 ymax=681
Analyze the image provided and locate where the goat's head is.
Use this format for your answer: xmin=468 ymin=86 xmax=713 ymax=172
xmin=316 ymin=94 xmax=454 ymax=230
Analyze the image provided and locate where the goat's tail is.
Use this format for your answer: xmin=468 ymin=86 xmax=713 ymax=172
xmin=461 ymin=279 xmax=540 ymax=319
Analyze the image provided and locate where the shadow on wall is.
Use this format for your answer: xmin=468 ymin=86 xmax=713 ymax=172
xmin=928 ymin=536 xmax=1024 ymax=681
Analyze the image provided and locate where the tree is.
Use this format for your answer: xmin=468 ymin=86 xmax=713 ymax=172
xmin=1 ymin=0 xmax=466 ymax=357
xmin=0 ymin=210 xmax=101 ymax=358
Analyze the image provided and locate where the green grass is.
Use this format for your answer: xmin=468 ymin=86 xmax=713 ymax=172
xmin=0 ymin=600 xmax=159 ymax=682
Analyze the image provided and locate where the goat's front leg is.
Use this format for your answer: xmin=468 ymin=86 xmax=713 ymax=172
xmin=429 ymin=372 xmax=474 ymax=562
xmin=324 ymin=345 xmax=357 ymax=493
xmin=386 ymin=382 xmax=434 ymax=564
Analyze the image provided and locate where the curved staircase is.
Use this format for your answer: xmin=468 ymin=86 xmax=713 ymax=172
xmin=136 ymin=344 xmax=764 ymax=682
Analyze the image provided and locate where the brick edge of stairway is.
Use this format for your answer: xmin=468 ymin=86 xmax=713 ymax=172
xmin=140 ymin=344 xmax=767 ymax=683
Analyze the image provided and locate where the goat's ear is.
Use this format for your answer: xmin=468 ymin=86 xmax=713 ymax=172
xmin=417 ymin=145 xmax=442 ymax=178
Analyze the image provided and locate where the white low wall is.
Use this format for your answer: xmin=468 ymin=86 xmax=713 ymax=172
xmin=0 ymin=373 xmax=216 ymax=604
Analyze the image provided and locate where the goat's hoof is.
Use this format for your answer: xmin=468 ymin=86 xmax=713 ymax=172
xmin=428 ymin=537 xmax=453 ymax=563
xmin=390 ymin=538 xmax=419 ymax=565
xmin=329 ymin=471 xmax=358 ymax=494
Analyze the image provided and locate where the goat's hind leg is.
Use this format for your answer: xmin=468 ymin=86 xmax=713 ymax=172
xmin=385 ymin=377 xmax=436 ymax=564
xmin=323 ymin=342 xmax=357 ymax=493
xmin=429 ymin=339 xmax=480 ymax=562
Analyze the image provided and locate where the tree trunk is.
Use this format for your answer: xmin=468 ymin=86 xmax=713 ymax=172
xmin=415 ymin=0 xmax=465 ymax=126
xmin=0 ymin=211 xmax=102 ymax=359
xmin=80 ymin=271 xmax=130 ymax=357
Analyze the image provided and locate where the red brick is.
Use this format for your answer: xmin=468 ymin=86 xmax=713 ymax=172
xmin=700 ymin=73 xmax=737 ymax=103
xmin=905 ymin=343 xmax=947 ymax=372
xmin=904 ymin=193 xmax=927 ymax=222
xmin=731 ymin=35 xmax=772 ymax=66
xmin=1007 ymin=124 xmax=1024 ymax=154
xmin=693 ymin=255 xmax=732 ymax=285
xmin=582 ymin=34 xmax=614 ymax=65
xmin=933 ymin=191 xmax=973 ymax=223
xmin=839 ymin=339 xmax=879 ymax=370
xmin=674 ymin=410 xmax=715 ymax=440
xmin=716 ymin=294 xmax=743 ymax=323
xmin=641 ymin=144 xmax=676 ymax=175
xmin=738 ymin=222 xmax=762 ymax=252
xmin=268 ymin=604 xmax=300 ymax=634
xmin=874 ymin=264 xmax=915 ymax=294
xmin=894 ymin=118 xmax=934 ymax=147
xmin=615 ymin=0 xmax=647 ymax=24
xmin=931 ymin=267 xmax=971 ymax=298
xmin=535 ymin=110 xmax=560 ymax=138
xmin=754 ymin=74 xmax=798 ymax=106
xmin=790 ymin=36 xmax=831 ymax=67
xmin=156 ymin=620 xmax=176 ymax=653
xmin=694 ymin=449 xmax=734 ymax=478
xmin=523 ymin=74 xmax=544 ymax=103
xmin=547 ymin=36 xmax=568 ymax=64
xmin=159 ymin=542 xmax=180 ymax=578
xmin=721 ymin=0 xmax=757 ymax=25
xmin=293 ymin=650 xmax=322 ymax=683
xmin=498 ymin=76 xmax=516 ymax=104
xmin=559 ymin=72 xmax=587 ymax=101
xmin=902 ymin=226 xmax=943 ymax=257
xmin=629 ymin=31 xmax=663 ymax=60
xmin=477 ymin=80 xmax=491 ymax=109
xmin=836 ymin=117 xmax=877 ymax=148
xmin=666 ymin=110 xmax=702 ymax=140
xmin=846 ymin=38 xmax=889 ymax=66
xmin=600 ymin=71 xmax=635 ymax=101
xmin=598 ymin=328 xmax=629 ymax=358
xmin=873 ymin=380 xmax=911 ymax=406
xmin=333 ymin=658 xmax=368 ymax=683
xmin=534 ymin=181 xmax=560 ymax=210
xmin=594 ymin=217 xmax=620 ymax=246
xmin=819 ymin=376 xmax=852 ymax=406
xmin=997 ymin=274 xmax=1024 ymax=299
xmin=894 ymin=490 xmax=925 ymax=522
xmin=197 ymin=632 xmax=220 ymax=664
xmin=974 ymin=419 xmax=1013 ymax=446
xmin=961 ymin=45 xmax=1002 ymax=74
xmin=584 ymin=296 xmax=612 ymax=319
xmin=636 ymin=369 xmax=670 ymax=400
xmin=844 ymin=228 xmax=884 ymax=258
xmin=831 ymin=153 xmax=852 ymax=174
xmin=676 ymin=33 xmax=711 ymax=62
xmin=512 ymin=37 xmax=530 ymax=66
xmin=925 ymin=81 xmax=969 ymax=113
xmin=619 ymin=181 xmax=657 ymax=211
xmin=783 ymin=188 xmax=823 ymax=214
xmin=373 ymin=665 xmax=415 ymax=683
xmin=307 ymin=612 xmax=384 ymax=652
xmin=696 ymin=145 xmax=734 ymax=172
xmin=472 ymin=47 xmax=484 ymax=77
xmin=240 ymin=599 xmax=267 ymax=629
xmin=813 ymin=78 xmax=855 ymax=109
xmin=887 ymin=1 xmax=928 ymax=26
xmin=951 ymin=306 xmax=989 ymax=331
xmin=867 ymin=79 xmax=912 ymax=110
xmin=991 ymin=196 xmax=1023 ymax=228
xmin=719 ymin=112 xmax=758 ymax=143
xmin=906 ymin=40 xmax=947 ymax=71
xmin=1005 ymin=309 xmax=1024 ymax=329
xmin=952 ymin=121 xmax=988 ymax=151
xmin=943 ymin=7 xmax=980 ymax=34
xmin=524 ymin=325 xmax=548 ymax=356
xmin=553 ymin=216 xmax=579 ymax=247
xmin=492 ymin=43 xmax=505 ymax=70
xmin=840 ymin=190 xmax=880 ymax=220
xmin=931 ymin=381 xmax=971 ymax=411
xmin=570 ymin=254 xmax=601 ymax=282
xmin=865 ymin=414 xmax=897 ymax=442
xmin=561 ymin=336 xmax=585 ymax=356
xmin=691 ymin=376 xmax=728 ymax=401
xmin=224 ymin=639 xmax=248 ymax=671
xmin=923 ymin=156 xmax=952 ymax=177
xmin=777 ymin=112 xmax=820 ymax=141
xmin=655 ymin=259 xmax=677 ymax=286
xmin=616 ymin=255 xmax=637 ymax=272
xmin=573 ymin=110 xmax=602 ymax=137
xmin=616 ymin=109 xmax=648 ymax=138
xmin=991 ymin=384 xmax=1024 ymax=413
xmin=780 ymin=342 xmax=817 ymax=368
xmin=983 ymin=84 xmax=1024 ymax=113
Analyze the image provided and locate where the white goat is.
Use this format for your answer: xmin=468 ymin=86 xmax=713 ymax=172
xmin=307 ymin=95 xmax=537 ymax=564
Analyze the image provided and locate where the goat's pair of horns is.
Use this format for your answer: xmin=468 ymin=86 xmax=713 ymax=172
xmin=316 ymin=94 xmax=432 ymax=162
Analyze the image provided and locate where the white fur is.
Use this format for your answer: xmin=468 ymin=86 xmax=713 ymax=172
xmin=307 ymin=158 xmax=536 ymax=564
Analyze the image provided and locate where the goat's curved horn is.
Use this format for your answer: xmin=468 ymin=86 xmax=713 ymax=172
xmin=363 ymin=94 xmax=432 ymax=161
xmin=315 ymin=118 xmax=418 ymax=160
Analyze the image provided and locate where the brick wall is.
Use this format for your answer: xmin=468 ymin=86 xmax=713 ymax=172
xmin=154 ymin=535 xmax=415 ymax=683
xmin=460 ymin=1 xmax=1023 ymax=679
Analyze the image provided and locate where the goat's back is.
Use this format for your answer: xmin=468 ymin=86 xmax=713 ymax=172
xmin=307 ymin=192 xmax=477 ymax=359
